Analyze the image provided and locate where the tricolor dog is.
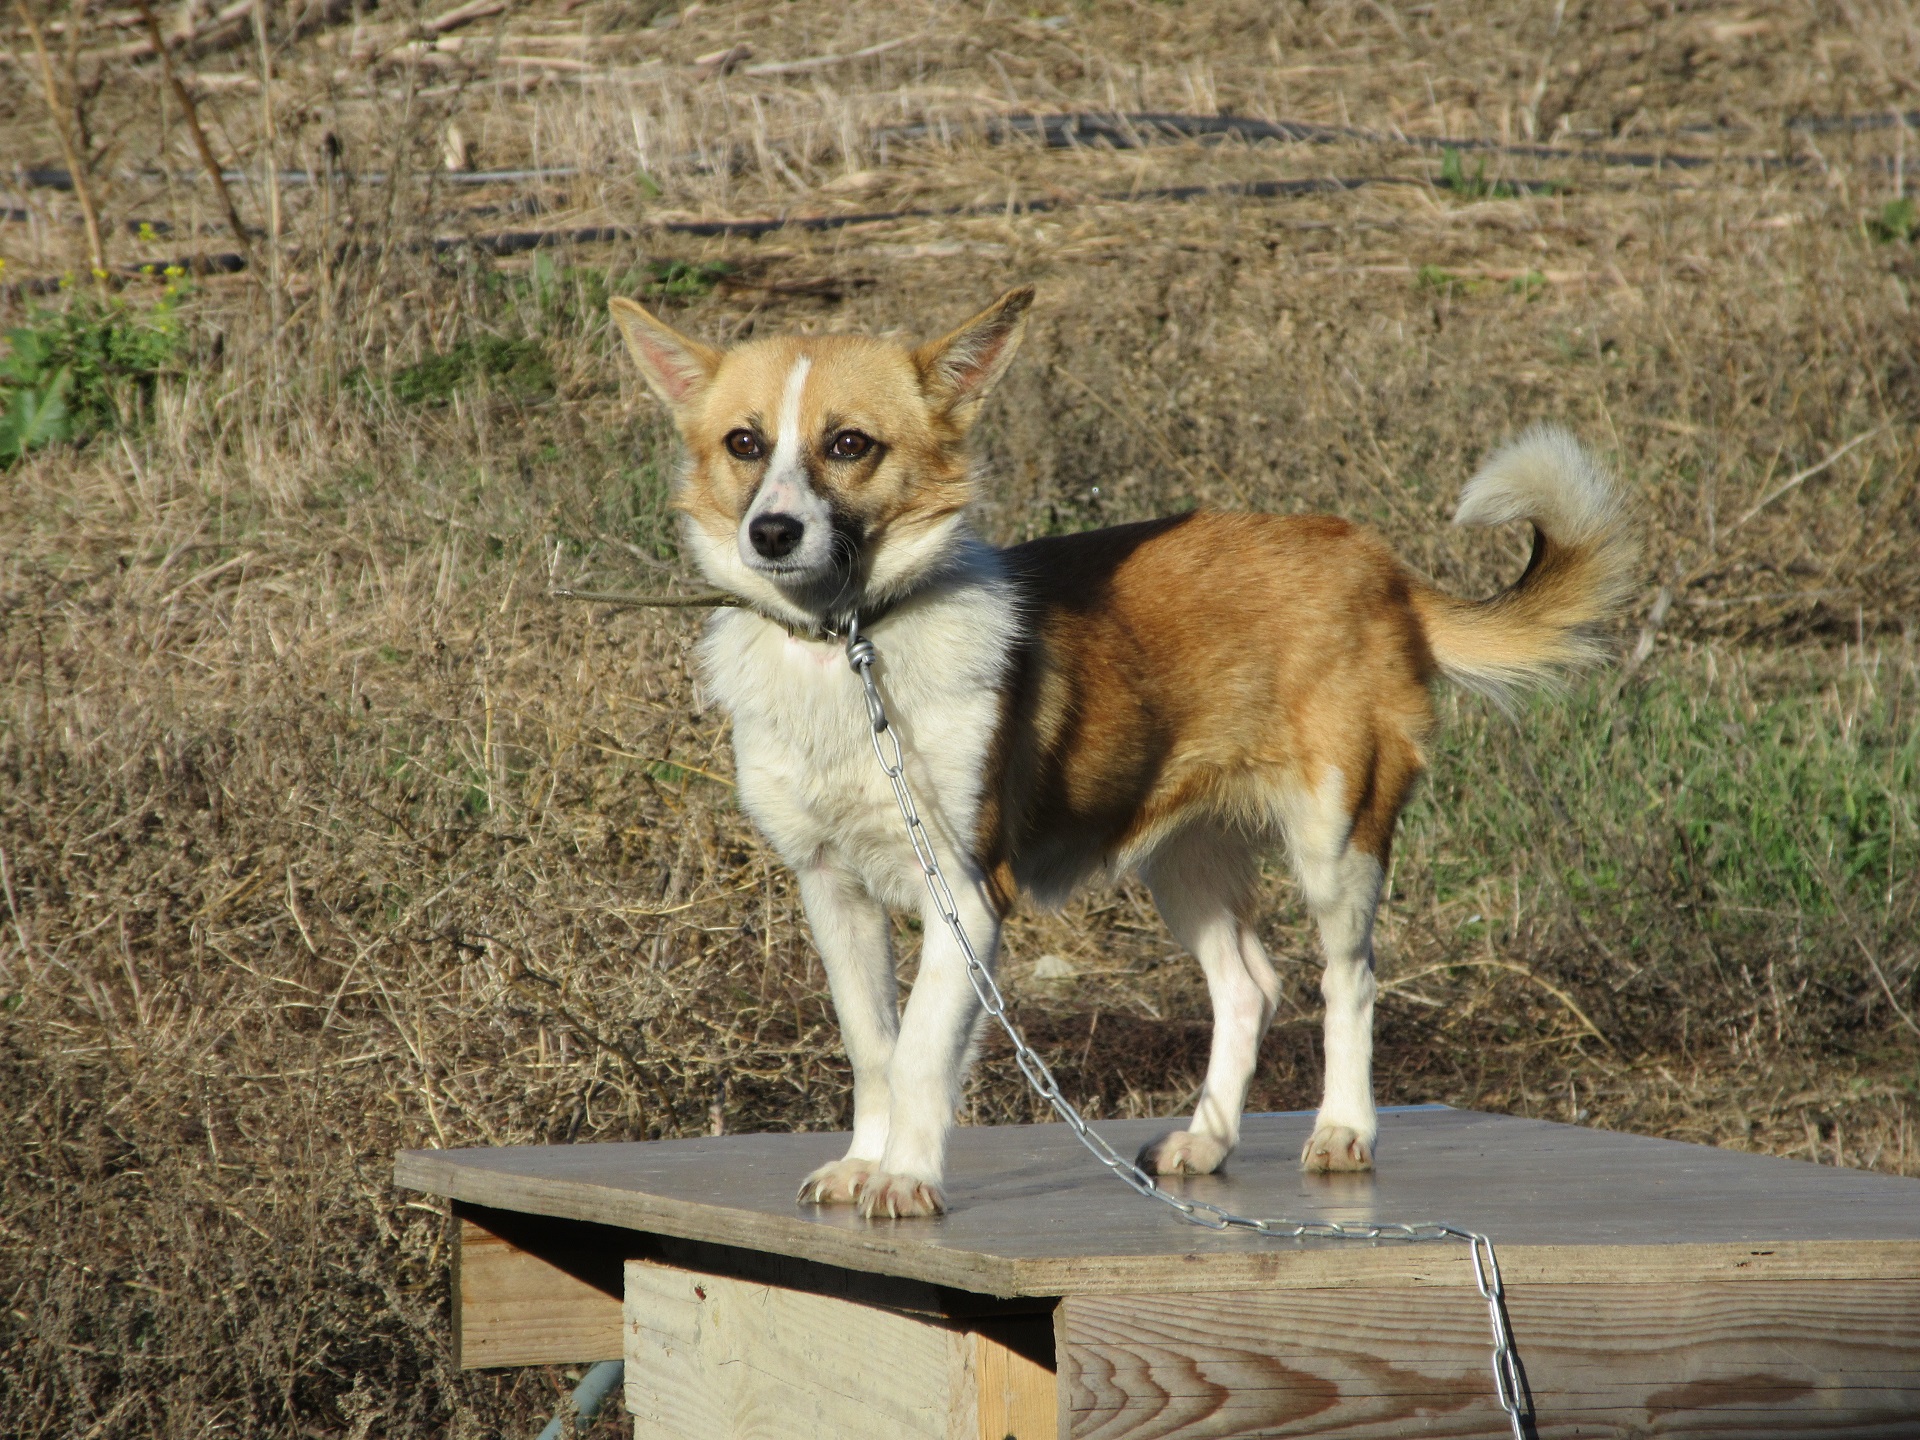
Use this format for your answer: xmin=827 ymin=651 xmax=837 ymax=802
xmin=609 ymin=286 xmax=1636 ymax=1218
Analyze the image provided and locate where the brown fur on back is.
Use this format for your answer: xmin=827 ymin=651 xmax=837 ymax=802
xmin=979 ymin=510 xmax=1438 ymax=909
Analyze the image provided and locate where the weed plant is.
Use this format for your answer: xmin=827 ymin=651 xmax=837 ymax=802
xmin=0 ymin=289 xmax=186 ymax=463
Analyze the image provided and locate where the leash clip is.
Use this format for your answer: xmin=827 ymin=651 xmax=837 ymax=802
xmin=843 ymin=617 xmax=887 ymax=733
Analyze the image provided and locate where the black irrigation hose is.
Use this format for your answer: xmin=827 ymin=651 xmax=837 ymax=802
xmin=465 ymin=175 xmax=1410 ymax=244
xmin=1789 ymin=109 xmax=1920 ymax=134
xmin=13 ymin=103 xmax=1916 ymax=198
xmin=10 ymin=164 xmax=580 ymax=193
xmin=2 ymin=174 xmax=1413 ymax=290
xmin=882 ymin=111 xmax=1741 ymax=172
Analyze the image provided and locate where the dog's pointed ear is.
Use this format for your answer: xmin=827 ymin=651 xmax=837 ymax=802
xmin=911 ymin=286 xmax=1033 ymax=427
xmin=609 ymin=296 xmax=722 ymax=416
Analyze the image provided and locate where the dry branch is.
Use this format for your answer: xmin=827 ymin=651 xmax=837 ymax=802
xmin=739 ymin=34 xmax=914 ymax=78
xmin=1730 ymin=424 xmax=1892 ymax=533
xmin=132 ymin=0 xmax=252 ymax=252
xmin=13 ymin=0 xmax=107 ymax=286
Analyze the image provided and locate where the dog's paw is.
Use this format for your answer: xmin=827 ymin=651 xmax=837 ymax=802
xmin=1301 ymin=1123 xmax=1375 ymax=1173
xmin=856 ymin=1171 xmax=946 ymax=1219
xmin=797 ymin=1157 xmax=877 ymax=1206
xmin=1136 ymin=1129 xmax=1231 ymax=1177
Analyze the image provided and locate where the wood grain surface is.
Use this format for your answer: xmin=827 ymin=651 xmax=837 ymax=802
xmin=1062 ymin=1280 xmax=1920 ymax=1438
xmin=977 ymin=1314 xmax=1060 ymax=1440
xmin=454 ymin=1215 xmax=623 ymax=1368
xmin=395 ymin=1108 xmax=1920 ymax=1298
xmin=623 ymin=1259 xmax=1058 ymax=1440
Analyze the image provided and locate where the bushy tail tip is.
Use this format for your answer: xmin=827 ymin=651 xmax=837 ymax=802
xmin=1415 ymin=427 xmax=1640 ymax=705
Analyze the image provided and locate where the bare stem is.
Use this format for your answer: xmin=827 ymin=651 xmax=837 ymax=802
xmin=253 ymin=0 xmax=284 ymax=349
xmin=15 ymin=0 xmax=108 ymax=289
xmin=132 ymin=0 xmax=254 ymax=254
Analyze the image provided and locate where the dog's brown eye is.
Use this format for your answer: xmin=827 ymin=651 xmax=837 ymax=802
xmin=724 ymin=429 xmax=764 ymax=460
xmin=827 ymin=430 xmax=875 ymax=461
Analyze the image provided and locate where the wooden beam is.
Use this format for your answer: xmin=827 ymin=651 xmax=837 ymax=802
xmin=975 ymin=1314 xmax=1058 ymax=1440
xmin=453 ymin=1206 xmax=625 ymax=1369
xmin=451 ymin=1202 xmax=1048 ymax=1370
xmin=624 ymin=1259 xmax=1059 ymax=1439
xmin=1061 ymin=1279 xmax=1920 ymax=1438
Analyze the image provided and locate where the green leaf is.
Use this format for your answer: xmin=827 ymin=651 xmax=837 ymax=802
xmin=1 ymin=326 xmax=52 ymax=385
xmin=0 ymin=368 xmax=74 ymax=462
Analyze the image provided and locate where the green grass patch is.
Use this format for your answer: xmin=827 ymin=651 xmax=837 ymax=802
xmin=495 ymin=255 xmax=733 ymax=337
xmin=1436 ymin=146 xmax=1561 ymax=200
xmin=362 ymin=335 xmax=554 ymax=406
xmin=1867 ymin=197 xmax=1916 ymax=244
xmin=1410 ymin=654 xmax=1919 ymax=925
xmin=1 ymin=291 xmax=187 ymax=465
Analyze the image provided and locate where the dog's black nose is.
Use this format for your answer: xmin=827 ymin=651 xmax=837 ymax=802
xmin=748 ymin=513 xmax=804 ymax=560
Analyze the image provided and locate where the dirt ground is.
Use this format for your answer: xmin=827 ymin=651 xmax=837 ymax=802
xmin=3 ymin=1 xmax=1918 ymax=1435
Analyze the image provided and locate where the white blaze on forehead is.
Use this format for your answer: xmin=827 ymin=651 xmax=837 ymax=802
xmin=766 ymin=355 xmax=813 ymax=486
xmin=745 ymin=354 xmax=819 ymax=522
xmin=739 ymin=354 xmax=836 ymax=577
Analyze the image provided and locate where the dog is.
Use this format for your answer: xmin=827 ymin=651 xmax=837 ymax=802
xmin=608 ymin=285 xmax=1637 ymax=1218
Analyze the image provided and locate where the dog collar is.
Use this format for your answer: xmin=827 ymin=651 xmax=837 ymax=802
xmin=745 ymin=597 xmax=892 ymax=644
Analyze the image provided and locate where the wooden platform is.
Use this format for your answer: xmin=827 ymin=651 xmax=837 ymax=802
xmin=396 ymin=1106 xmax=1920 ymax=1438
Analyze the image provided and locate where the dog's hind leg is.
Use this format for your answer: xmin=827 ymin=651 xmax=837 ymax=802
xmin=1136 ymin=827 xmax=1279 ymax=1176
xmin=794 ymin=858 xmax=900 ymax=1206
xmin=1290 ymin=751 xmax=1414 ymax=1174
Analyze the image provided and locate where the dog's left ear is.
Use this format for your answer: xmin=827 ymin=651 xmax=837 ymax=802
xmin=911 ymin=286 xmax=1034 ymax=428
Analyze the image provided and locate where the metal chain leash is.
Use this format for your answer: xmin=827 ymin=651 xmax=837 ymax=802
xmin=842 ymin=620 xmax=1528 ymax=1440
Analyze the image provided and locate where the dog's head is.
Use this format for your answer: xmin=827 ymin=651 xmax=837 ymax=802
xmin=610 ymin=287 xmax=1032 ymax=629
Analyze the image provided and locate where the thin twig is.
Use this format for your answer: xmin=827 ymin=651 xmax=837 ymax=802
xmin=132 ymin=0 xmax=252 ymax=253
xmin=740 ymin=34 xmax=915 ymax=78
xmin=15 ymin=0 xmax=107 ymax=288
xmin=1382 ymin=957 xmax=1617 ymax=1051
xmin=253 ymin=0 xmax=283 ymax=348
xmin=549 ymin=587 xmax=736 ymax=610
xmin=1054 ymin=368 xmax=1233 ymax=502
xmin=1810 ymin=856 xmax=1920 ymax=1039
xmin=1730 ymin=423 xmax=1890 ymax=533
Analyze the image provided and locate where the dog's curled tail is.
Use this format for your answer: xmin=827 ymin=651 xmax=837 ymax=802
xmin=1411 ymin=426 xmax=1640 ymax=706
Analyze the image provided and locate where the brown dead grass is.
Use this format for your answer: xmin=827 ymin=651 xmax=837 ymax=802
xmin=3 ymin=1 xmax=1920 ymax=1436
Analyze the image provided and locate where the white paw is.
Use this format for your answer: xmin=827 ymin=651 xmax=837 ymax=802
xmin=856 ymin=1171 xmax=946 ymax=1219
xmin=1136 ymin=1129 xmax=1231 ymax=1176
xmin=797 ymin=1157 xmax=878 ymax=1206
xmin=1301 ymin=1123 xmax=1375 ymax=1173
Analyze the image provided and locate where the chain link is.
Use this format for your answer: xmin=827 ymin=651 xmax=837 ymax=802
xmin=843 ymin=620 xmax=1528 ymax=1440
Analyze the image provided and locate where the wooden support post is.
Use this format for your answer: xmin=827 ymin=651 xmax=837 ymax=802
xmin=624 ymin=1260 xmax=1058 ymax=1440
xmin=453 ymin=1207 xmax=624 ymax=1369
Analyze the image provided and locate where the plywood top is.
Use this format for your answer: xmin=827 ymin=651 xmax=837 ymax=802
xmin=395 ymin=1107 xmax=1920 ymax=1297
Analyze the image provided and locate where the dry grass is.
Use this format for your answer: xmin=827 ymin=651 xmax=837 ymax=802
xmin=4 ymin=1 xmax=1920 ymax=1436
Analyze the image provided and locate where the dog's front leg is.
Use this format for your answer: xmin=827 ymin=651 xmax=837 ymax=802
xmin=858 ymin=870 xmax=1001 ymax=1218
xmin=794 ymin=860 xmax=900 ymax=1207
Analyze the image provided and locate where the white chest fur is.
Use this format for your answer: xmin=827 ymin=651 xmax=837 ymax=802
xmin=697 ymin=550 xmax=1020 ymax=909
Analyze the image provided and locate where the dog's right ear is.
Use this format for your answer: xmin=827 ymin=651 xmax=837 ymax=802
xmin=609 ymin=297 xmax=722 ymax=417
